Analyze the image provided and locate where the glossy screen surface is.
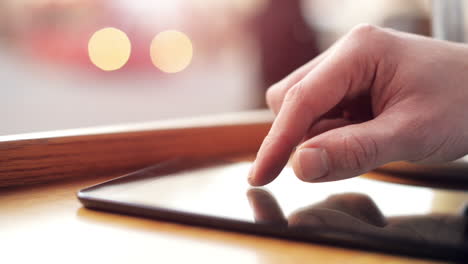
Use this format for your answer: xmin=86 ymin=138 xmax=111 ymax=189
xmin=79 ymin=161 xmax=468 ymax=259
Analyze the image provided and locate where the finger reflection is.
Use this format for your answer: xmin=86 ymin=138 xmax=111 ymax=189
xmin=247 ymin=188 xmax=287 ymax=226
xmin=247 ymin=189 xmax=468 ymax=247
xmin=292 ymin=193 xmax=387 ymax=227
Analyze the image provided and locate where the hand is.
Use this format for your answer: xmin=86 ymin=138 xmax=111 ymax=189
xmin=249 ymin=24 xmax=468 ymax=186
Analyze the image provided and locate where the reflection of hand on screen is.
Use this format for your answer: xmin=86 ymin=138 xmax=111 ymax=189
xmin=247 ymin=189 xmax=467 ymax=245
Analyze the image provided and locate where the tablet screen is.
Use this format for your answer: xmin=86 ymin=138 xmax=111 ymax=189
xmin=78 ymin=160 xmax=468 ymax=261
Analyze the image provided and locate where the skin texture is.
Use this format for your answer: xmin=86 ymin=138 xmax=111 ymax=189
xmin=248 ymin=24 xmax=468 ymax=186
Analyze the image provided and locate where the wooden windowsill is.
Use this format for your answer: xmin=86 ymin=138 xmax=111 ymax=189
xmin=0 ymin=110 xmax=273 ymax=187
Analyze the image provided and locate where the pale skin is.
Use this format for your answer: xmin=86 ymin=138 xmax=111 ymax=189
xmin=248 ymin=24 xmax=468 ymax=186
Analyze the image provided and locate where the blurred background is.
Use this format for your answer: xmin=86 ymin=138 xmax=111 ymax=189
xmin=1 ymin=0 xmax=467 ymax=135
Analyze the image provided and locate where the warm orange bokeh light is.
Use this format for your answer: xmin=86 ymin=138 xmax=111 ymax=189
xmin=150 ymin=30 xmax=193 ymax=73
xmin=88 ymin=27 xmax=131 ymax=71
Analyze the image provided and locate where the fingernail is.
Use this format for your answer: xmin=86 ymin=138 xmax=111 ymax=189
xmin=297 ymin=148 xmax=329 ymax=181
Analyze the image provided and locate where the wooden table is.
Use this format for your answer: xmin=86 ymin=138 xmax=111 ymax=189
xmin=2 ymin=171 xmax=448 ymax=264
xmin=0 ymin=111 xmax=448 ymax=263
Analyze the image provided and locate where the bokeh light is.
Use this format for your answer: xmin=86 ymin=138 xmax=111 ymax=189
xmin=150 ymin=30 xmax=193 ymax=73
xmin=88 ymin=27 xmax=131 ymax=71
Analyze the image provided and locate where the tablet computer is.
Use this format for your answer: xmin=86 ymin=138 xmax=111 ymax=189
xmin=78 ymin=159 xmax=468 ymax=262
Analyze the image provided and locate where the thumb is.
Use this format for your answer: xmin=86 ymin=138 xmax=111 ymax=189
xmin=292 ymin=115 xmax=415 ymax=182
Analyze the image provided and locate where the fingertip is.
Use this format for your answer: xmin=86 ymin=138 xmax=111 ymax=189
xmin=248 ymin=165 xmax=277 ymax=186
xmin=248 ymin=175 xmax=267 ymax=187
xmin=247 ymin=163 xmax=261 ymax=186
xmin=248 ymin=176 xmax=261 ymax=186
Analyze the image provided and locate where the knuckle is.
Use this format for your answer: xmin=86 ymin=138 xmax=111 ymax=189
xmin=340 ymin=132 xmax=378 ymax=171
xmin=284 ymin=81 xmax=308 ymax=107
xmin=349 ymin=23 xmax=380 ymax=38
xmin=346 ymin=24 xmax=390 ymax=55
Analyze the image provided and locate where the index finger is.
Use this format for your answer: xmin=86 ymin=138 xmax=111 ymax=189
xmin=248 ymin=39 xmax=370 ymax=186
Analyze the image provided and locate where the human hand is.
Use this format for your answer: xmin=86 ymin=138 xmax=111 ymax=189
xmin=249 ymin=24 xmax=468 ymax=186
